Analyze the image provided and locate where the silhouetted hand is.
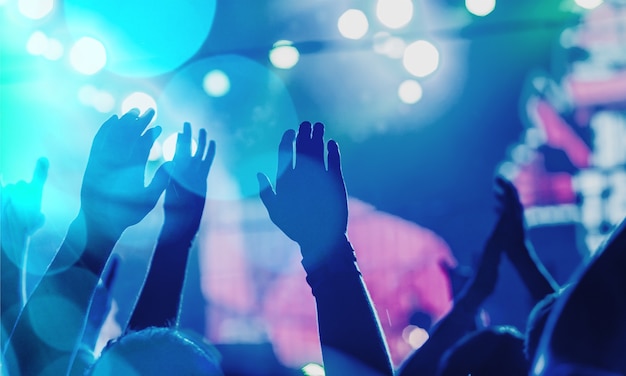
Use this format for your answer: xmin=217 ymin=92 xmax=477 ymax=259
xmin=80 ymin=109 xmax=168 ymax=237
xmin=163 ymin=122 xmax=215 ymax=232
xmin=257 ymin=122 xmax=348 ymax=266
xmin=492 ymin=176 xmax=526 ymax=255
xmin=1 ymin=157 xmax=49 ymax=249
xmin=493 ymin=176 xmax=559 ymax=301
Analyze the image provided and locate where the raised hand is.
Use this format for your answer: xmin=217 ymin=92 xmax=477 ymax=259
xmin=257 ymin=122 xmax=348 ymax=267
xmin=1 ymin=158 xmax=49 ymax=348
xmin=491 ymin=176 xmax=526 ymax=254
xmin=258 ymin=122 xmax=393 ymax=376
xmin=128 ymin=123 xmax=215 ymax=331
xmin=80 ymin=109 xmax=168 ymax=238
xmin=1 ymin=157 xmax=49 ymax=251
xmin=492 ymin=176 xmax=558 ymax=301
xmin=162 ymin=122 xmax=215 ymax=231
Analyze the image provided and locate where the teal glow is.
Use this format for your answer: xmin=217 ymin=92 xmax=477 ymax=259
xmin=64 ymin=0 xmax=216 ymax=77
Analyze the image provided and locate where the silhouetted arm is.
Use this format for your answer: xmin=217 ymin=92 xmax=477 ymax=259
xmin=4 ymin=110 xmax=168 ymax=376
xmin=398 ymin=179 xmax=508 ymax=376
xmin=495 ymin=177 xmax=559 ymax=302
xmin=534 ymin=218 xmax=626 ymax=375
xmin=258 ymin=122 xmax=393 ymax=376
xmin=128 ymin=123 xmax=215 ymax=331
xmin=1 ymin=158 xmax=48 ymax=348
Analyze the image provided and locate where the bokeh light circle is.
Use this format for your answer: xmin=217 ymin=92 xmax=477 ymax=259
xmin=203 ymin=70 xmax=231 ymax=97
xmin=269 ymin=40 xmax=300 ymax=69
xmin=338 ymin=9 xmax=369 ymax=40
xmin=403 ymin=40 xmax=440 ymax=77
xmin=18 ymin=0 xmax=54 ymax=19
xmin=574 ymin=0 xmax=603 ymax=9
xmin=26 ymin=31 xmax=48 ymax=55
xmin=376 ymin=0 xmax=414 ymax=29
xmin=158 ymin=55 xmax=298 ymax=199
xmin=161 ymin=133 xmax=198 ymax=162
xmin=398 ymin=80 xmax=423 ymax=104
xmin=69 ymin=37 xmax=107 ymax=75
xmin=121 ymin=92 xmax=157 ymax=119
xmin=465 ymin=0 xmax=496 ymax=16
xmin=64 ymin=0 xmax=216 ymax=76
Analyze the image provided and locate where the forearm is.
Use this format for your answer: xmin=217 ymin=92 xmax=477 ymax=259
xmin=4 ymin=213 xmax=118 ymax=375
xmin=398 ymin=287 xmax=478 ymax=376
xmin=127 ymin=222 xmax=196 ymax=331
xmin=303 ymin=237 xmax=393 ymax=376
xmin=509 ymin=242 xmax=559 ymax=302
xmin=1 ymin=243 xmax=24 ymax=349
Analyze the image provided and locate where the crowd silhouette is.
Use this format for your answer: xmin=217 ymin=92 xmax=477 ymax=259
xmin=2 ymin=110 xmax=626 ymax=376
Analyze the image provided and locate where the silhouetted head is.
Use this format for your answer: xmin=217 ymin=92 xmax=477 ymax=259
xmin=88 ymin=327 xmax=223 ymax=376
xmin=525 ymin=290 xmax=560 ymax=363
xmin=438 ymin=326 xmax=528 ymax=376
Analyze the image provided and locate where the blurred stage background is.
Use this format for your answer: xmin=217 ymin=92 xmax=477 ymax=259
xmin=2 ymin=0 xmax=626 ymax=373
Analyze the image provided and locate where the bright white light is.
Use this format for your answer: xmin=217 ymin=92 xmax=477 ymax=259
xmin=43 ymin=38 xmax=63 ymax=60
xmin=302 ymin=363 xmax=325 ymax=376
xmin=69 ymin=37 xmax=107 ymax=75
xmin=269 ymin=40 xmax=300 ymax=69
xmin=203 ymin=69 xmax=230 ymax=97
xmin=575 ymin=0 xmax=603 ymax=9
xmin=398 ymin=80 xmax=423 ymax=104
xmin=376 ymin=0 xmax=413 ymax=29
xmin=338 ymin=9 xmax=369 ymax=40
xmin=403 ymin=40 xmax=440 ymax=77
xmin=18 ymin=0 xmax=54 ymax=19
xmin=93 ymin=91 xmax=115 ymax=113
xmin=121 ymin=92 xmax=157 ymax=119
xmin=407 ymin=326 xmax=429 ymax=349
xmin=465 ymin=0 xmax=496 ymax=16
xmin=162 ymin=133 xmax=198 ymax=161
xmin=26 ymin=31 xmax=48 ymax=55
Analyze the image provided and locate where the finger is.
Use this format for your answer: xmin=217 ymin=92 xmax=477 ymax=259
xmin=120 ymin=108 xmax=140 ymax=123
xmin=135 ymin=126 xmax=162 ymax=162
xmin=295 ymin=121 xmax=312 ymax=167
xmin=257 ymin=173 xmax=276 ymax=211
xmin=327 ymin=139 xmax=343 ymax=177
xmin=176 ymin=122 xmax=192 ymax=159
xmin=30 ymin=157 xmax=49 ymax=193
xmin=135 ymin=108 xmax=156 ymax=131
xmin=145 ymin=163 xmax=170 ymax=204
xmin=311 ymin=122 xmax=325 ymax=166
xmin=202 ymin=140 xmax=216 ymax=172
xmin=278 ymin=129 xmax=295 ymax=175
xmin=103 ymin=255 xmax=120 ymax=290
xmin=195 ymin=128 xmax=207 ymax=160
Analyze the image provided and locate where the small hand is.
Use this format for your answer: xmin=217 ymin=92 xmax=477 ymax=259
xmin=492 ymin=176 xmax=526 ymax=259
xmin=80 ymin=109 xmax=169 ymax=237
xmin=257 ymin=122 xmax=348 ymax=265
xmin=163 ymin=122 xmax=216 ymax=230
xmin=1 ymin=158 xmax=48 ymax=254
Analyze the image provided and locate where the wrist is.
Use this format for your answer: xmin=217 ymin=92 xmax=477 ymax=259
xmin=51 ymin=211 xmax=119 ymax=275
xmin=300 ymin=234 xmax=355 ymax=274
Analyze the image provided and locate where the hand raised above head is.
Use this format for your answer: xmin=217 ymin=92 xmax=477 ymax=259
xmin=2 ymin=157 xmax=49 ymax=239
xmin=80 ymin=109 xmax=169 ymax=237
xmin=163 ymin=122 xmax=215 ymax=230
xmin=257 ymin=122 xmax=348 ymax=265
xmin=492 ymin=176 xmax=526 ymax=258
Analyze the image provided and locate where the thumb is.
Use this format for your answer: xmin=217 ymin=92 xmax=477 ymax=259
xmin=145 ymin=163 xmax=171 ymax=204
xmin=257 ymin=173 xmax=276 ymax=211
